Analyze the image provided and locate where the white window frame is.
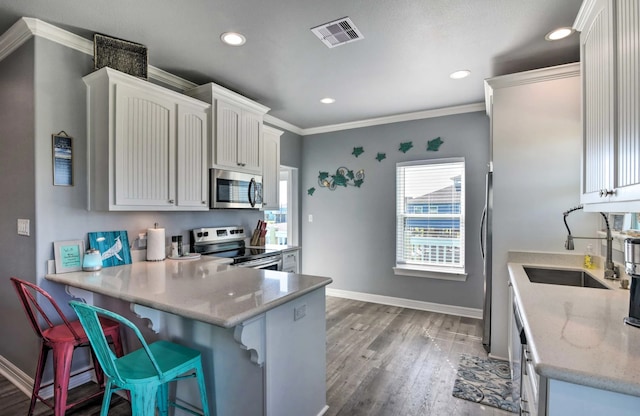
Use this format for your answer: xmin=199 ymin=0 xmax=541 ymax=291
xmin=393 ymin=157 xmax=467 ymax=281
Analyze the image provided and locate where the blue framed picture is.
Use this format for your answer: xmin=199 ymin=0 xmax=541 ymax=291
xmin=88 ymin=230 xmax=132 ymax=268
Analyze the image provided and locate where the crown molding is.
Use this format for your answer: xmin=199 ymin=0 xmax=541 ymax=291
xmin=0 ymin=17 xmax=198 ymax=91
xmin=484 ymin=62 xmax=580 ymax=91
xmin=301 ymin=102 xmax=486 ymax=136
xmin=573 ymin=0 xmax=597 ymax=31
xmin=264 ymin=114 xmax=304 ymax=135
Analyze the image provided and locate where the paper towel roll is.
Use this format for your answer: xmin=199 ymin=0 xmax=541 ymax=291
xmin=146 ymin=228 xmax=166 ymax=261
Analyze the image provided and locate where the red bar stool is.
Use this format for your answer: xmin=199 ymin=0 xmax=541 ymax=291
xmin=10 ymin=277 xmax=125 ymax=416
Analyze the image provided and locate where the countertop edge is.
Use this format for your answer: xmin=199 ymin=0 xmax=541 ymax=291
xmin=46 ymin=271 xmax=332 ymax=329
xmin=507 ymin=255 xmax=640 ymax=398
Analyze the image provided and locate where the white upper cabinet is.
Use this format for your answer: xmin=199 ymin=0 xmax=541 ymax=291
xmin=576 ymin=0 xmax=640 ymax=209
xmin=262 ymin=125 xmax=283 ymax=210
xmin=84 ymin=67 xmax=210 ymax=211
xmin=185 ymin=83 xmax=270 ymax=175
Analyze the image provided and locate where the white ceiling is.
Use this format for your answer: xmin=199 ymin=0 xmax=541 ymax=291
xmin=0 ymin=0 xmax=583 ymax=130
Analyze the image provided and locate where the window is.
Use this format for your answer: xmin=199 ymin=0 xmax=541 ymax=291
xmin=264 ymin=166 xmax=299 ymax=246
xmin=394 ymin=158 xmax=466 ymax=280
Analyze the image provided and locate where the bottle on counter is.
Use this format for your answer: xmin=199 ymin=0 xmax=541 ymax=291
xmin=584 ymin=244 xmax=594 ymax=269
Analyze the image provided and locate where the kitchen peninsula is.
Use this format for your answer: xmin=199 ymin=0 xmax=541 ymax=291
xmin=46 ymin=256 xmax=332 ymax=416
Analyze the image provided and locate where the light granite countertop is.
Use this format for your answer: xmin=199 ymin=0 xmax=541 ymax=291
xmin=508 ymin=251 xmax=640 ymax=397
xmin=45 ymin=255 xmax=331 ymax=328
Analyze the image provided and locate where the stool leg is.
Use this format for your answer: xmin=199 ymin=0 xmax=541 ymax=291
xmin=100 ymin=379 xmax=114 ymax=416
xmin=29 ymin=343 xmax=49 ymax=416
xmin=51 ymin=343 xmax=75 ymax=416
xmin=194 ymin=361 xmax=211 ymax=416
xmin=156 ymin=383 xmax=169 ymax=416
xmin=130 ymin=384 xmax=159 ymax=416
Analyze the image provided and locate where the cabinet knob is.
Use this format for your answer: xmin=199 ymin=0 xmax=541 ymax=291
xmin=202 ymin=201 xmax=206 ymax=204
xmin=169 ymin=199 xmax=175 ymax=204
xmin=599 ymin=189 xmax=615 ymax=197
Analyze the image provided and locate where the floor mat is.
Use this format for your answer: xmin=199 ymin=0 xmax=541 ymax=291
xmin=452 ymin=353 xmax=518 ymax=413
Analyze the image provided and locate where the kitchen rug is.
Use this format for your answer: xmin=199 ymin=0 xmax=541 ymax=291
xmin=452 ymin=354 xmax=518 ymax=413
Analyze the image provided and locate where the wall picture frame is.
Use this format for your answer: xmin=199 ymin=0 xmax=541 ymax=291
xmin=53 ymin=240 xmax=85 ymax=273
xmin=88 ymin=230 xmax=132 ymax=268
xmin=52 ymin=132 xmax=73 ymax=186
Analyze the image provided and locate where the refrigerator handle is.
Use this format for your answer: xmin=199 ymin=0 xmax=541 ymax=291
xmin=480 ymin=206 xmax=486 ymax=260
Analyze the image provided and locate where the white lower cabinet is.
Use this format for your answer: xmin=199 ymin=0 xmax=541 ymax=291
xmin=84 ymin=67 xmax=209 ymax=211
xmin=282 ymin=248 xmax=299 ymax=273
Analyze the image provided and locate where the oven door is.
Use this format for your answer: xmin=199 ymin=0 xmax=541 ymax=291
xmin=210 ymin=169 xmax=263 ymax=209
xmin=235 ymin=254 xmax=282 ymax=270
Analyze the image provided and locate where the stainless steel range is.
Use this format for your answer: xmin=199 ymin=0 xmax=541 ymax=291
xmin=190 ymin=226 xmax=283 ymax=270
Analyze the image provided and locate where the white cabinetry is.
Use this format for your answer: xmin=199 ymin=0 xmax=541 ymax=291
xmin=575 ymin=0 xmax=640 ymax=209
xmin=282 ymin=248 xmax=300 ymax=273
xmin=84 ymin=67 xmax=209 ymax=211
xmin=185 ymin=83 xmax=270 ymax=174
xmin=262 ymin=125 xmax=283 ymax=210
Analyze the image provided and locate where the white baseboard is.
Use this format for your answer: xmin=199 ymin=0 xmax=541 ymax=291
xmin=317 ymin=405 xmax=329 ymax=416
xmin=326 ymin=288 xmax=483 ymax=319
xmin=0 ymin=354 xmax=96 ymax=399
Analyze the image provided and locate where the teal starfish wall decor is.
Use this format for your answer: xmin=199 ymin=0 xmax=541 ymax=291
xmin=427 ymin=137 xmax=444 ymax=151
xmin=352 ymin=146 xmax=364 ymax=157
xmin=375 ymin=152 xmax=386 ymax=162
xmin=307 ymin=187 xmax=316 ymax=196
xmin=399 ymin=141 xmax=413 ymax=153
xmin=318 ymin=167 xmax=365 ymax=190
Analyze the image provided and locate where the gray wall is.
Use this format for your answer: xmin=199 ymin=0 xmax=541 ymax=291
xmin=301 ymin=112 xmax=490 ymax=309
xmin=0 ymin=38 xmax=38 ymax=373
xmin=0 ymin=37 xmax=264 ymax=376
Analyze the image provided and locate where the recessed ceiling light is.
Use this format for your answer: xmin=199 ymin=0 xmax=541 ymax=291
xmin=320 ymin=97 xmax=335 ymax=104
xmin=449 ymin=70 xmax=471 ymax=80
xmin=545 ymin=27 xmax=574 ymax=41
xmin=221 ymin=32 xmax=246 ymax=46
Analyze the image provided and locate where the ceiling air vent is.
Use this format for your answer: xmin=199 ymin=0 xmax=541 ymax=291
xmin=311 ymin=17 xmax=364 ymax=48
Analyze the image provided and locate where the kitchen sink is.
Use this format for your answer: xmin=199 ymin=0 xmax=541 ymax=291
xmin=523 ymin=267 xmax=610 ymax=289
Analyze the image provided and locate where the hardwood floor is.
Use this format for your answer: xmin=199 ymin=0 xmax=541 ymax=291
xmin=324 ymin=296 xmax=512 ymax=416
xmin=1 ymin=297 xmax=511 ymax=415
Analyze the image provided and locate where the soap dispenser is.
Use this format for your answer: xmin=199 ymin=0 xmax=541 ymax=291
xmin=584 ymin=244 xmax=594 ymax=269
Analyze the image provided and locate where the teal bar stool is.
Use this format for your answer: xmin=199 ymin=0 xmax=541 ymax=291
xmin=69 ymin=301 xmax=211 ymax=416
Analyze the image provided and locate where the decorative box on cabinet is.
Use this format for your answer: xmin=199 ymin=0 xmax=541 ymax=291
xmin=262 ymin=125 xmax=283 ymax=210
xmin=575 ymin=0 xmax=640 ymax=209
xmin=185 ymin=83 xmax=270 ymax=175
xmin=83 ymin=67 xmax=210 ymax=211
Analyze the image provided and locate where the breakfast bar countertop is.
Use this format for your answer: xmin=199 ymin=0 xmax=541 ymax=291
xmin=45 ymin=256 xmax=332 ymax=328
xmin=507 ymin=251 xmax=640 ymax=397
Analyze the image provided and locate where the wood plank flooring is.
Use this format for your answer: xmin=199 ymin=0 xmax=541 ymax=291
xmin=0 ymin=297 xmax=511 ymax=415
xmin=325 ymin=297 xmax=512 ymax=416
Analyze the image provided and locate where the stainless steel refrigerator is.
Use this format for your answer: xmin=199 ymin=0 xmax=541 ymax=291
xmin=480 ymin=167 xmax=493 ymax=353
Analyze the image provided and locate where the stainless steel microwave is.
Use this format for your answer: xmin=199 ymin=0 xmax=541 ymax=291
xmin=210 ymin=169 xmax=263 ymax=209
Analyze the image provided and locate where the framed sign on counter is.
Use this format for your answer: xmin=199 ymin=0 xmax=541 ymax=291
xmin=52 ymin=132 xmax=73 ymax=186
xmin=53 ymin=239 xmax=85 ymax=273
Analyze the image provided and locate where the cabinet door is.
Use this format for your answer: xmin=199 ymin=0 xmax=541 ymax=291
xmin=215 ymin=99 xmax=241 ymax=169
xmin=114 ymin=83 xmax=175 ymax=207
xmin=614 ymin=0 xmax=640 ymax=202
xmin=177 ymin=102 xmax=208 ymax=209
xmin=239 ymin=110 xmax=263 ymax=173
xmin=262 ymin=129 xmax=280 ymax=210
xmin=581 ymin=0 xmax=616 ymax=204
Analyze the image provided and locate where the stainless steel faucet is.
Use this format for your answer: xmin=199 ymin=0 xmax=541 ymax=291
xmin=563 ymin=205 xmax=619 ymax=279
